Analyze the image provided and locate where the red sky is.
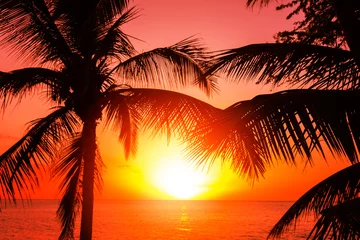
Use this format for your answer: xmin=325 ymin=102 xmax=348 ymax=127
xmin=0 ymin=0 xmax=349 ymax=201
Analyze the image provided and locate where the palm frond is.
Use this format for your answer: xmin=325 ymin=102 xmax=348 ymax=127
xmin=308 ymin=198 xmax=360 ymax=240
xmin=185 ymin=101 xmax=269 ymax=180
xmin=0 ymin=107 xmax=80 ymax=202
xmin=186 ymin=90 xmax=360 ymax=180
xmin=94 ymin=6 xmax=139 ymax=62
xmin=125 ymin=88 xmax=219 ymax=143
xmin=246 ymin=0 xmax=272 ymax=8
xmin=54 ymin=0 xmax=130 ymax=24
xmin=54 ymin=133 xmax=104 ymax=240
xmin=103 ymin=86 xmax=141 ymax=159
xmin=0 ymin=68 xmax=67 ymax=108
xmin=55 ymin=135 xmax=83 ymax=240
xmin=113 ymin=37 xmax=218 ymax=96
xmin=0 ymin=0 xmax=75 ymax=65
xmin=209 ymin=43 xmax=359 ymax=90
xmin=95 ymin=0 xmax=130 ymax=24
xmin=241 ymin=89 xmax=360 ymax=164
xmin=94 ymin=147 xmax=104 ymax=193
xmin=52 ymin=0 xmax=130 ymax=57
xmin=52 ymin=0 xmax=97 ymax=56
xmin=103 ymin=87 xmax=219 ymax=160
xmin=268 ymin=163 xmax=360 ymax=239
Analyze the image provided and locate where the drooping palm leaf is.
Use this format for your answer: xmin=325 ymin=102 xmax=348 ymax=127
xmin=126 ymin=88 xmax=220 ymax=141
xmin=103 ymin=86 xmax=141 ymax=159
xmin=186 ymin=90 xmax=360 ymax=180
xmin=93 ymin=148 xmax=104 ymax=194
xmin=308 ymin=198 xmax=360 ymax=240
xmin=0 ymin=107 xmax=80 ymax=202
xmin=103 ymin=87 xmax=218 ymax=158
xmin=268 ymin=163 xmax=360 ymax=239
xmin=55 ymin=135 xmax=83 ymax=240
xmin=185 ymin=100 xmax=269 ymax=180
xmin=54 ymin=133 xmax=103 ymax=240
xmin=113 ymin=37 xmax=218 ymax=96
xmin=0 ymin=68 xmax=67 ymax=107
xmin=208 ymin=43 xmax=360 ymax=90
xmin=186 ymin=107 xmax=268 ymax=181
xmin=239 ymin=89 xmax=360 ymax=164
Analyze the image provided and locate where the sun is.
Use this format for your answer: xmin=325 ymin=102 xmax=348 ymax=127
xmin=150 ymin=156 xmax=209 ymax=199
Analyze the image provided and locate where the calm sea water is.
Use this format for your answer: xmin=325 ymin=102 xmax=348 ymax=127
xmin=0 ymin=200 xmax=315 ymax=239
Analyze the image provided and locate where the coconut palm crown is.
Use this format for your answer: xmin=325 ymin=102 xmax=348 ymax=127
xmin=186 ymin=0 xmax=360 ymax=239
xmin=0 ymin=1 xmax=218 ymax=239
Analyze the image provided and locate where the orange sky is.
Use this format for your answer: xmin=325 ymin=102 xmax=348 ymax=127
xmin=0 ymin=0 xmax=349 ymax=201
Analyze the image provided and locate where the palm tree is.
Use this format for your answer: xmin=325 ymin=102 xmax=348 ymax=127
xmin=0 ymin=1 xmax=218 ymax=239
xmin=186 ymin=0 xmax=360 ymax=239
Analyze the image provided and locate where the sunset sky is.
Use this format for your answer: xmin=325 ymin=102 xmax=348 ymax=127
xmin=0 ymin=0 xmax=349 ymax=201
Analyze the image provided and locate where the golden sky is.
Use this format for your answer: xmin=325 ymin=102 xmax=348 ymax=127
xmin=0 ymin=0 xmax=349 ymax=201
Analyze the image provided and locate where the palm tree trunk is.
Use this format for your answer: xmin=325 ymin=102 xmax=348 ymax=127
xmin=80 ymin=118 xmax=97 ymax=240
xmin=333 ymin=0 xmax=360 ymax=67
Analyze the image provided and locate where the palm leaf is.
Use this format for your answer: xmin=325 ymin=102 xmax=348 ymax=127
xmin=185 ymin=101 xmax=269 ymax=180
xmin=103 ymin=86 xmax=141 ymax=159
xmin=0 ymin=0 xmax=75 ymax=65
xmin=95 ymin=0 xmax=130 ymax=24
xmin=308 ymin=198 xmax=360 ymax=240
xmin=52 ymin=0 xmax=130 ymax=57
xmin=0 ymin=107 xmax=80 ymax=202
xmin=246 ymin=0 xmax=272 ymax=8
xmin=54 ymin=0 xmax=130 ymax=26
xmin=113 ymin=37 xmax=218 ymax=96
xmin=103 ymin=87 xmax=219 ymax=159
xmin=94 ymin=6 xmax=139 ymax=62
xmin=55 ymin=135 xmax=83 ymax=240
xmin=208 ymin=43 xmax=359 ymax=90
xmin=239 ymin=89 xmax=360 ymax=164
xmin=186 ymin=90 xmax=360 ymax=180
xmin=0 ymin=68 xmax=67 ymax=108
xmin=125 ymin=88 xmax=219 ymax=141
xmin=268 ymin=163 xmax=360 ymax=239
xmin=54 ymin=133 xmax=103 ymax=240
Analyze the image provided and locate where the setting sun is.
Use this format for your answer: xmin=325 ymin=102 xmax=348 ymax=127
xmin=150 ymin=156 xmax=209 ymax=199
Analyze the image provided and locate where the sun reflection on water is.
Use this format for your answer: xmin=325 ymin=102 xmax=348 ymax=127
xmin=178 ymin=205 xmax=192 ymax=233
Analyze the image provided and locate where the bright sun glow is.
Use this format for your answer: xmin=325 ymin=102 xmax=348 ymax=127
xmin=151 ymin=156 xmax=209 ymax=199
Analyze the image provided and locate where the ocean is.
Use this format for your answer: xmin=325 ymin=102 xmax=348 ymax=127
xmin=0 ymin=200 xmax=314 ymax=239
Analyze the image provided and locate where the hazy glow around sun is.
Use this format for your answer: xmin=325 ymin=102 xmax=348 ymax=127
xmin=150 ymin=156 xmax=209 ymax=199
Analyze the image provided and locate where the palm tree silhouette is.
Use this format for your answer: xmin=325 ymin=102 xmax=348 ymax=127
xmin=186 ymin=0 xmax=360 ymax=239
xmin=0 ymin=1 xmax=217 ymax=239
